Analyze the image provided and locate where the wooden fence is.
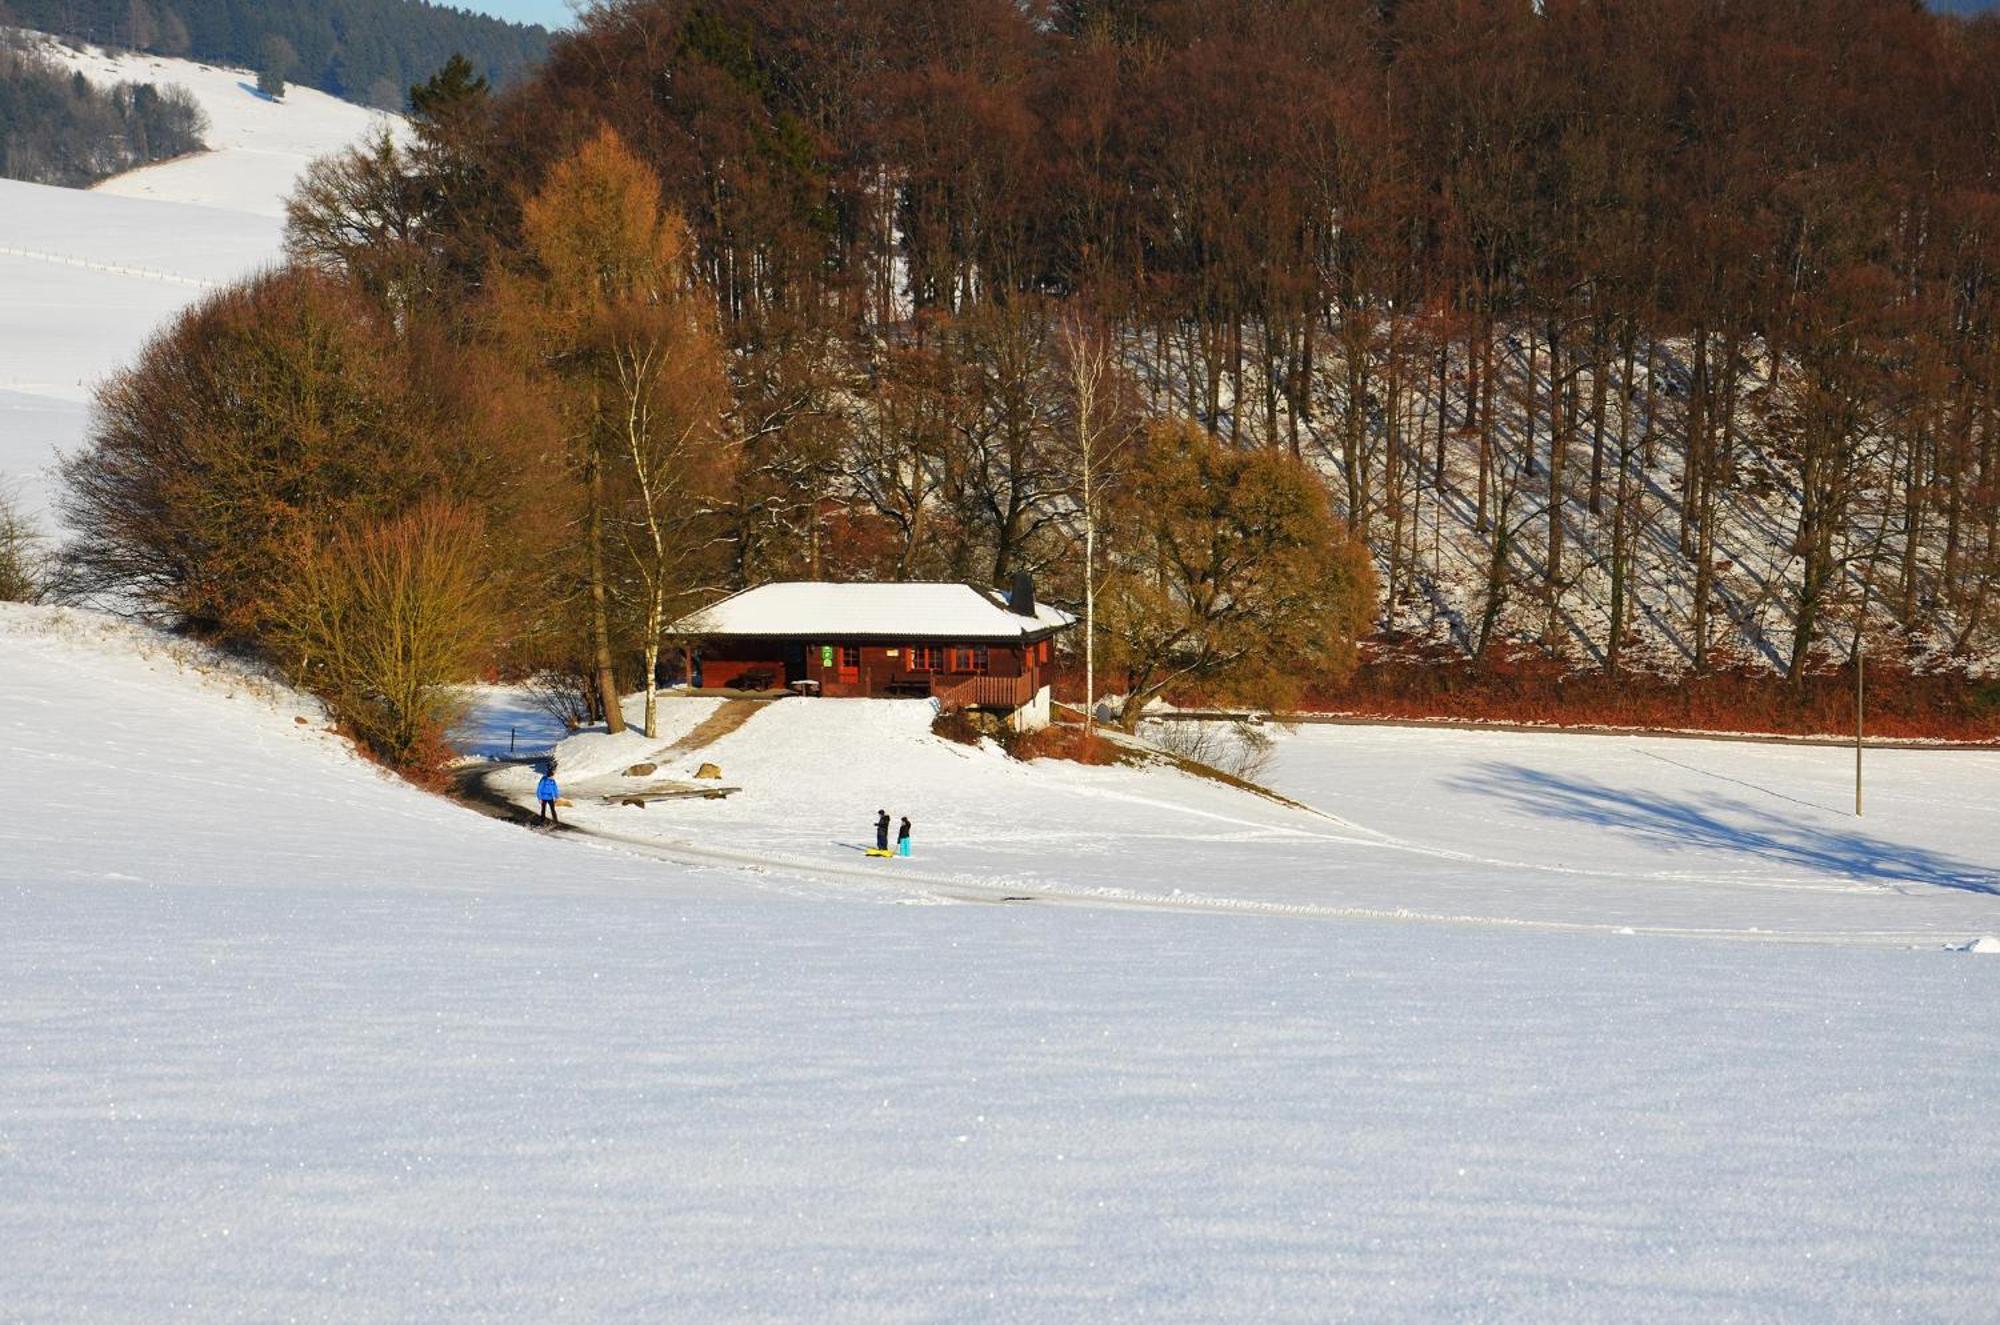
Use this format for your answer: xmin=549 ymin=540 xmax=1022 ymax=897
xmin=932 ymin=673 xmax=1036 ymax=712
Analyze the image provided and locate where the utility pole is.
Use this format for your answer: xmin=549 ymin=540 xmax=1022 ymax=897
xmin=1854 ymin=580 xmax=1868 ymax=818
xmin=1085 ymin=499 xmax=1096 ymax=739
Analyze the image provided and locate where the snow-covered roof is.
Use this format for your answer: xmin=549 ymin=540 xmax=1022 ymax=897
xmin=673 ymin=582 xmax=1074 ymax=640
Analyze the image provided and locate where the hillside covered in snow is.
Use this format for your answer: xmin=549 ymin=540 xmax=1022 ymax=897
xmin=5 ymin=4 xmax=1999 ymax=1313
xmin=3 ymin=0 xmax=548 ymax=110
xmin=478 ymin=686 xmax=2000 ymax=942
xmin=30 ymin=34 xmax=395 ymax=213
xmin=0 ymin=34 xmax=392 ymax=521
xmin=6 ymin=603 xmax=2000 ymax=1318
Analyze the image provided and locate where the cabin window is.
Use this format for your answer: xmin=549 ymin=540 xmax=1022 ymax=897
xmin=839 ymin=645 xmax=860 ymax=681
xmin=951 ymin=645 xmax=989 ymax=675
xmin=908 ymin=645 xmax=942 ymax=673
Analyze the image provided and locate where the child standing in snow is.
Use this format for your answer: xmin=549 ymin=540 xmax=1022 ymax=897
xmin=897 ymin=816 xmax=912 ymax=857
xmin=875 ymin=809 xmax=891 ymax=853
xmin=537 ymin=765 xmax=560 ymax=825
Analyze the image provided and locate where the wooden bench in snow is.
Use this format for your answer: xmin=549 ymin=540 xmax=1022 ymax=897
xmin=603 ymin=782 xmax=742 ymax=807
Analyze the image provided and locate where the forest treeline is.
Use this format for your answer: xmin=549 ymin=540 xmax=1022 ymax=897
xmin=0 ymin=28 xmax=204 ymax=184
xmin=476 ymin=0 xmax=2000 ymax=689
xmin=46 ymin=0 xmax=2000 ymax=766
xmin=0 ymin=0 xmax=548 ymax=108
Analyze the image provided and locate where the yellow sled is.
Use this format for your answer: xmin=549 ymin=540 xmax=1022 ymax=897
xmin=865 ymin=848 xmax=895 ymax=858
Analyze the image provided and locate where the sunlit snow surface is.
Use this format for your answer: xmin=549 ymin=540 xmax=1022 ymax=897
xmin=37 ymin=38 xmax=396 ymax=216
xmin=0 ymin=39 xmax=392 ymax=522
xmin=6 ymin=606 xmax=2000 ymax=1320
xmin=496 ymin=695 xmax=2000 ymax=942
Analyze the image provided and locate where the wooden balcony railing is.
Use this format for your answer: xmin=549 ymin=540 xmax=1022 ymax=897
xmin=932 ymin=672 xmax=1037 ymax=713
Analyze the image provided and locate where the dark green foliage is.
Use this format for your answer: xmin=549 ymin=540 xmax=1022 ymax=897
xmin=255 ymin=32 xmax=294 ymax=100
xmin=0 ymin=32 xmax=207 ymax=186
xmin=5 ymin=0 xmax=550 ymax=110
xmin=407 ymin=49 xmax=485 ymax=124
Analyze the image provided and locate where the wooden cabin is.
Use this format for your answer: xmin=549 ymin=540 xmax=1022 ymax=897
xmin=670 ymin=579 xmax=1073 ymax=731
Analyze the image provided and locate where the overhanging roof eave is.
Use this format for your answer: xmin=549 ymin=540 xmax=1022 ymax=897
xmin=674 ymin=626 xmax=1070 ymax=642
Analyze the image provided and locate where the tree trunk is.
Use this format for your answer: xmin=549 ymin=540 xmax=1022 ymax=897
xmin=587 ymin=435 xmax=626 ymax=734
xmin=1587 ymin=315 xmax=1609 ymax=516
xmin=1681 ymin=327 xmax=1708 ymax=558
xmin=642 ymin=626 xmax=661 ymax=739
xmin=1084 ymin=512 xmax=1096 ymax=735
xmin=1607 ymin=322 xmax=1638 ymax=676
xmin=1476 ymin=323 xmax=1493 ymax=534
xmin=1543 ymin=315 xmax=1567 ymax=648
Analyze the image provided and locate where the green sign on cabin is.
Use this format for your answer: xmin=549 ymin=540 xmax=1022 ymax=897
xmin=821 ymin=645 xmax=833 ymax=666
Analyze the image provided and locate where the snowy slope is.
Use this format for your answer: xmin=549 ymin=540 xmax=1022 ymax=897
xmin=0 ymin=607 xmax=710 ymax=898
xmin=7 ymin=604 xmax=2000 ymax=1319
xmin=486 ymin=692 xmax=2000 ymax=943
xmin=0 ymin=182 xmax=282 ymax=520
xmin=0 ymin=37 xmax=390 ymax=523
xmin=34 ymin=36 xmax=398 ymax=216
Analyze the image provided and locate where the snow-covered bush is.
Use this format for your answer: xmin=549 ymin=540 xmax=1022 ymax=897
xmin=1144 ymin=719 xmax=1277 ymax=784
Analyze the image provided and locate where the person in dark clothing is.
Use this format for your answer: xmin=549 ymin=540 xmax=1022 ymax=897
xmin=897 ymin=816 xmax=912 ymax=857
xmin=875 ymin=809 xmax=891 ymax=853
xmin=537 ymin=766 xmax=560 ymax=825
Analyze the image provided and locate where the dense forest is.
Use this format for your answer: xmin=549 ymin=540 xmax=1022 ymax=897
xmin=0 ymin=0 xmax=549 ymax=108
xmin=510 ymin=2 xmax=2000 ymax=686
xmin=47 ymin=0 xmax=2000 ymax=766
xmin=0 ymin=27 xmax=204 ymax=185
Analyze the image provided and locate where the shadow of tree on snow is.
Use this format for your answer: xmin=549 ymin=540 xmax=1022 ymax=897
xmin=1447 ymin=763 xmax=2000 ymax=896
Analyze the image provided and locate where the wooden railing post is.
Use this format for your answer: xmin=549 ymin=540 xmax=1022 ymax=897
xmin=933 ymin=672 xmax=1034 ymax=713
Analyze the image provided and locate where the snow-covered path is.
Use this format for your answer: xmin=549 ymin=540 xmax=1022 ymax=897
xmin=7 ymin=606 xmax=2000 ymax=1319
xmin=478 ymin=694 xmax=2000 ymax=945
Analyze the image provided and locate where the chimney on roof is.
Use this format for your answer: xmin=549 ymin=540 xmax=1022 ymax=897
xmin=1009 ymin=570 xmax=1037 ymax=618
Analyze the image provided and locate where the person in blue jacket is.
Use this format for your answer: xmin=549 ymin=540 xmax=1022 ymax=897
xmin=536 ymin=763 xmax=561 ymax=825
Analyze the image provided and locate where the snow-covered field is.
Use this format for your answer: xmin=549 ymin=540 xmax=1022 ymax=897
xmin=0 ymin=179 xmax=283 ymax=520
xmin=491 ymin=695 xmax=2000 ymax=943
xmin=0 ymin=37 xmax=390 ymax=523
xmin=35 ymin=37 xmax=394 ymax=215
xmin=8 ymin=604 xmax=2000 ymax=1319
xmin=5 ymin=29 xmax=1996 ymax=1317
